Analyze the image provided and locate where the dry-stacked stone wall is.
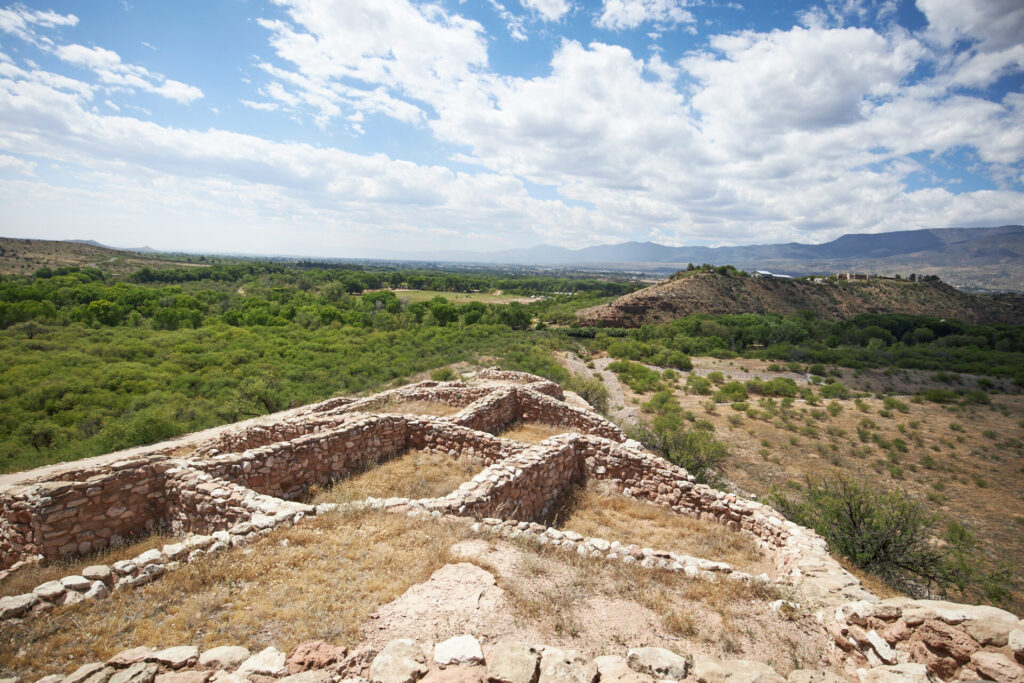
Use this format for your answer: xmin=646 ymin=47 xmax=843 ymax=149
xmin=2 ymin=368 xmax=1021 ymax=683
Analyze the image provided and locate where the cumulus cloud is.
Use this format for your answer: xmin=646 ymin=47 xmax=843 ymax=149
xmin=0 ymin=153 xmax=35 ymax=176
xmin=519 ymin=0 xmax=572 ymax=22
xmin=254 ymin=0 xmax=487 ymax=129
xmin=0 ymin=6 xmax=77 ymax=44
xmin=54 ymin=43 xmax=203 ymax=104
xmin=594 ymin=0 xmax=694 ymax=31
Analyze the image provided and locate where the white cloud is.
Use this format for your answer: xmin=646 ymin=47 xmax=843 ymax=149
xmin=917 ymin=0 xmax=1024 ymax=51
xmin=595 ymin=0 xmax=695 ymax=31
xmin=519 ymin=0 xmax=572 ymax=22
xmin=255 ymin=0 xmax=487 ymax=129
xmin=54 ymin=43 xmax=203 ymax=104
xmin=0 ymin=6 xmax=77 ymax=44
xmin=0 ymin=153 xmax=35 ymax=175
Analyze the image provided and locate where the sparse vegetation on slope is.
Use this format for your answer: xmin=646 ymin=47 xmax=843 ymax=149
xmin=576 ymin=270 xmax=1024 ymax=327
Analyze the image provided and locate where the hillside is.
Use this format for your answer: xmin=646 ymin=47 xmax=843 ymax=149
xmin=0 ymin=237 xmax=204 ymax=276
xmin=405 ymin=225 xmax=1024 ymax=291
xmin=575 ymin=271 xmax=1024 ymax=327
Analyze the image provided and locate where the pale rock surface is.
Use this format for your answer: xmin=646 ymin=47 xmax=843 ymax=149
xmin=154 ymin=672 xmax=213 ymax=683
xmin=691 ymin=655 xmax=784 ymax=683
xmin=237 ymin=647 xmax=288 ymax=677
xmin=286 ymin=640 xmax=347 ymax=673
xmin=109 ymin=647 xmax=156 ymax=668
xmin=85 ymin=580 xmax=110 ymax=600
xmin=537 ymin=647 xmax=597 ymax=683
xmin=1010 ymin=629 xmax=1024 ymax=657
xmin=61 ymin=575 xmax=92 ymax=592
xmin=109 ymin=662 xmax=159 ymax=683
xmin=369 ymin=639 xmax=428 ymax=683
xmin=38 ymin=675 xmax=66 ymax=683
xmin=34 ymin=580 xmax=66 ymax=601
xmin=64 ymin=663 xmax=108 ymax=683
xmin=435 ymin=635 xmax=484 ymax=667
xmin=134 ymin=549 xmax=163 ymax=567
xmin=625 ymin=648 xmax=688 ymax=680
xmin=83 ymin=564 xmax=114 ymax=584
xmin=786 ymin=671 xmax=845 ymax=683
xmin=148 ymin=646 xmax=199 ymax=669
xmin=969 ymin=651 xmax=1024 ymax=683
xmin=486 ymin=641 xmax=540 ymax=683
xmin=593 ymin=655 xmax=653 ymax=683
xmin=0 ymin=592 xmax=36 ymax=618
xmin=198 ymin=646 xmax=251 ymax=670
xmin=421 ymin=666 xmax=487 ymax=683
xmin=858 ymin=663 xmax=931 ymax=683
xmin=279 ymin=672 xmax=334 ymax=683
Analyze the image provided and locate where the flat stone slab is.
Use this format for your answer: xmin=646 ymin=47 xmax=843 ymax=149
xmin=435 ymin=635 xmax=484 ymax=667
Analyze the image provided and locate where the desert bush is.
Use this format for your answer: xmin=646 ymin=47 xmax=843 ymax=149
xmin=564 ymin=374 xmax=610 ymax=414
xmin=430 ymin=367 xmax=456 ymax=381
xmin=771 ymin=476 xmax=1010 ymax=601
xmin=713 ymin=381 xmax=748 ymax=403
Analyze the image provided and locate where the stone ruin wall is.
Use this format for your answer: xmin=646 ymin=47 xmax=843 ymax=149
xmin=2 ymin=369 xmax=1022 ymax=682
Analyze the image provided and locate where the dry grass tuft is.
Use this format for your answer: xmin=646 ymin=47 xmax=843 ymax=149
xmin=500 ymin=422 xmax=570 ymax=445
xmin=307 ymin=449 xmax=481 ymax=505
xmin=368 ymin=399 xmax=460 ymax=417
xmin=550 ymin=484 xmax=770 ymax=575
xmin=0 ymin=509 xmax=465 ymax=679
xmin=1 ymin=532 xmax=179 ymax=599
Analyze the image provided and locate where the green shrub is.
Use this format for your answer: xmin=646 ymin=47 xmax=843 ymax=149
xmin=770 ymin=476 xmax=1008 ymax=600
xmin=627 ymin=414 xmax=729 ymax=486
xmin=746 ymin=377 xmax=799 ymax=397
xmin=883 ymin=397 xmax=910 ymax=413
xmin=713 ymin=381 xmax=748 ymax=403
xmin=924 ymin=389 xmax=958 ymax=403
xmin=430 ymin=367 xmax=456 ymax=381
xmin=819 ymin=381 xmax=851 ymax=399
xmin=564 ymin=374 xmax=610 ymax=414
xmin=608 ymin=360 xmax=663 ymax=394
xmin=685 ymin=374 xmax=712 ymax=395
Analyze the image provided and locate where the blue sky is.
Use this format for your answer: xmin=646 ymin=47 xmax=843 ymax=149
xmin=0 ymin=0 xmax=1022 ymax=257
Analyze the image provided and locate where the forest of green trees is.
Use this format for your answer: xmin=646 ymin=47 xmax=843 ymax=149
xmin=2 ymin=261 xmax=1021 ymax=473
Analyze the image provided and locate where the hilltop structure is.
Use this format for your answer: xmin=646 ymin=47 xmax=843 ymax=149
xmin=1 ymin=370 xmax=1022 ymax=682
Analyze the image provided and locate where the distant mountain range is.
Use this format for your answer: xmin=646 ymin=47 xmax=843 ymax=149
xmin=384 ymin=225 xmax=1024 ymax=291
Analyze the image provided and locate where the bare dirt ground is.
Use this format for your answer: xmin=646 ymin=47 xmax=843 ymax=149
xmin=562 ymin=353 xmax=1024 ymax=613
xmin=564 ymin=353 xmax=637 ymax=424
xmin=0 ymin=508 xmax=834 ymax=679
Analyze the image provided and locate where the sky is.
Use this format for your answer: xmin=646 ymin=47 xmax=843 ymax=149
xmin=0 ymin=0 xmax=1022 ymax=258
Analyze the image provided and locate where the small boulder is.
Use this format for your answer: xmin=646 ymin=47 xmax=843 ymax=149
xmin=83 ymin=565 xmax=113 ymax=584
xmin=537 ymin=647 xmax=597 ymax=683
xmin=279 ymin=673 xmax=333 ymax=683
xmin=33 ymin=580 xmax=67 ymax=602
xmin=369 ymin=639 xmax=428 ymax=683
xmin=1010 ymin=629 xmax=1024 ymax=658
xmin=237 ymin=647 xmax=288 ymax=677
xmin=626 ymin=648 xmax=688 ymax=680
xmin=690 ymin=655 xmax=784 ymax=683
xmin=134 ymin=549 xmax=163 ymax=568
xmin=38 ymin=675 xmax=66 ymax=683
xmin=148 ymin=646 xmax=199 ymax=670
xmin=0 ymin=592 xmax=38 ymax=619
xmin=435 ymin=636 xmax=484 ymax=667
xmin=109 ymin=662 xmax=158 ymax=683
xmin=64 ymin=663 xmax=109 ymax=683
xmin=85 ymin=580 xmax=110 ymax=600
xmin=287 ymin=641 xmax=346 ymax=674
xmin=61 ymin=575 xmax=92 ymax=592
xmin=487 ymin=642 xmax=540 ymax=683
xmin=198 ymin=645 xmax=250 ymax=670
xmin=154 ymin=673 xmax=212 ymax=683
xmin=108 ymin=647 xmax=154 ymax=668
xmin=918 ymin=620 xmax=980 ymax=662
xmin=858 ymin=663 xmax=931 ymax=683
xmin=969 ymin=651 xmax=1024 ymax=683
xmin=420 ymin=667 xmax=486 ymax=683
xmin=786 ymin=671 xmax=844 ymax=683
xmin=593 ymin=655 xmax=652 ymax=683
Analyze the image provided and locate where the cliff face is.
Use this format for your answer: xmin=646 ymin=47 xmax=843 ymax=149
xmin=575 ymin=273 xmax=1024 ymax=327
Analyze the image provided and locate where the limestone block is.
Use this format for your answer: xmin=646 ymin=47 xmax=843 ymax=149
xmin=369 ymin=639 xmax=428 ymax=683
xmin=626 ymin=648 xmax=688 ymax=680
xmin=435 ymin=636 xmax=484 ymax=667
xmin=486 ymin=642 xmax=540 ymax=683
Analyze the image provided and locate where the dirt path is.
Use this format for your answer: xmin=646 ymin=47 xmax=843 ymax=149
xmin=564 ymin=353 xmax=637 ymax=425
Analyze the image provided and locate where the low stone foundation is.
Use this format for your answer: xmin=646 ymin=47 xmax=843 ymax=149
xmin=2 ymin=369 xmax=1021 ymax=682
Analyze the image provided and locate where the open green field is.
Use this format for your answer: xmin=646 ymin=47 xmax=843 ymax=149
xmin=361 ymin=288 xmax=537 ymax=304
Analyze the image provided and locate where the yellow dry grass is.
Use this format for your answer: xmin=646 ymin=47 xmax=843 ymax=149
xmin=307 ymin=449 xmax=481 ymax=505
xmin=499 ymin=422 xmax=570 ymax=444
xmin=0 ymin=509 xmax=465 ymax=678
xmin=551 ymin=484 xmax=770 ymax=575
xmin=0 ymin=532 xmax=179 ymax=599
